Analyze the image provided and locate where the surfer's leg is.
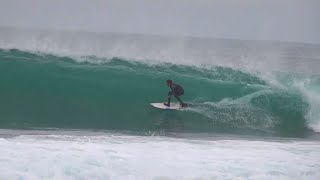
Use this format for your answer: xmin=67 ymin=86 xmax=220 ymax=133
xmin=174 ymin=95 xmax=184 ymax=104
xmin=175 ymin=92 xmax=188 ymax=107
xmin=167 ymin=95 xmax=171 ymax=105
xmin=164 ymin=93 xmax=172 ymax=107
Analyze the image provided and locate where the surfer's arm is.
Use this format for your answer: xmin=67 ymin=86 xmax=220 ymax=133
xmin=167 ymin=91 xmax=173 ymax=100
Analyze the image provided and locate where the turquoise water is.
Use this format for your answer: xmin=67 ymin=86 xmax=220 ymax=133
xmin=1 ymin=48 xmax=318 ymax=138
xmin=1 ymin=28 xmax=320 ymax=179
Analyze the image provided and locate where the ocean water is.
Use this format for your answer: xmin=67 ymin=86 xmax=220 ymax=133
xmin=0 ymin=27 xmax=320 ymax=179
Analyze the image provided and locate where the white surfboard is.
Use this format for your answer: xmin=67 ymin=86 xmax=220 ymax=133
xmin=150 ymin=103 xmax=186 ymax=110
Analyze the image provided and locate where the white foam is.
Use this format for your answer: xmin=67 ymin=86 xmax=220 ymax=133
xmin=0 ymin=134 xmax=319 ymax=180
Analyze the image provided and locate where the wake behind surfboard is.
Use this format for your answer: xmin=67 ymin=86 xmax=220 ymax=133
xmin=150 ymin=103 xmax=189 ymax=110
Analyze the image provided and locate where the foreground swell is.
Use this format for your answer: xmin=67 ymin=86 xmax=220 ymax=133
xmin=0 ymin=49 xmax=318 ymax=137
xmin=0 ymin=133 xmax=319 ymax=180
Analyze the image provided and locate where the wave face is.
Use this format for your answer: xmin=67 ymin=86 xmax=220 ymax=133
xmin=0 ymin=28 xmax=320 ymax=138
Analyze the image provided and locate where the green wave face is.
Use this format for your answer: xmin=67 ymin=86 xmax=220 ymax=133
xmin=0 ymin=49 xmax=317 ymax=137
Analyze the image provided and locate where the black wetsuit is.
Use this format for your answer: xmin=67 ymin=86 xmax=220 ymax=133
xmin=167 ymin=83 xmax=184 ymax=105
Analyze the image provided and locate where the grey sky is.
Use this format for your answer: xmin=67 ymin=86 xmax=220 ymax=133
xmin=0 ymin=0 xmax=319 ymax=44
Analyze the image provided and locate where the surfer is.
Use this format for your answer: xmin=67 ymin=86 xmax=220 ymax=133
xmin=164 ymin=79 xmax=188 ymax=107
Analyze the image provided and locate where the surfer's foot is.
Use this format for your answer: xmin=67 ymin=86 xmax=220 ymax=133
xmin=180 ymin=103 xmax=188 ymax=107
xmin=163 ymin=103 xmax=170 ymax=107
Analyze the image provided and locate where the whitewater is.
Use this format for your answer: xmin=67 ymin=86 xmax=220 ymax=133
xmin=0 ymin=27 xmax=320 ymax=179
xmin=0 ymin=130 xmax=319 ymax=180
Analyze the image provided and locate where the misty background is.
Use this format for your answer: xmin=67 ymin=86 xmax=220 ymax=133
xmin=0 ymin=0 xmax=319 ymax=44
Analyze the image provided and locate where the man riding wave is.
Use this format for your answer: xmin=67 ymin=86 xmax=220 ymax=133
xmin=164 ymin=79 xmax=188 ymax=107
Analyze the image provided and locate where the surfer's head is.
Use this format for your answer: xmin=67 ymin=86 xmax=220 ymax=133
xmin=166 ymin=79 xmax=173 ymax=86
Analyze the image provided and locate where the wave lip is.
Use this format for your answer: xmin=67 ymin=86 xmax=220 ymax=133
xmin=1 ymin=26 xmax=320 ymax=72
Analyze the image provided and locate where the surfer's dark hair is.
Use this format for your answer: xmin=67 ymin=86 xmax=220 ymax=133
xmin=166 ymin=79 xmax=173 ymax=84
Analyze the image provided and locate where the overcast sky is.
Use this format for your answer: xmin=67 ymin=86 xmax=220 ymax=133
xmin=0 ymin=0 xmax=319 ymax=44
